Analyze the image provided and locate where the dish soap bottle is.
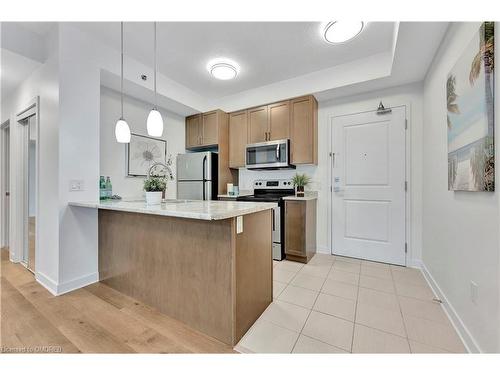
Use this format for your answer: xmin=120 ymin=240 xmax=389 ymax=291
xmin=99 ymin=176 xmax=106 ymax=200
xmin=105 ymin=177 xmax=112 ymax=199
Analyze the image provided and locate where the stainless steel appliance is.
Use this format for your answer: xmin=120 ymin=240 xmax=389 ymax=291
xmin=245 ymin=139 xmax=295 ymax=170
xmin=236 ymin=179 xmax=295 ymax=260
xmin=177 ymin=152 xmax=218 ymax=200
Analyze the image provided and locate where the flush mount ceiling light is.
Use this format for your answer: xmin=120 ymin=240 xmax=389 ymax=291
xmin=147 ymin=22 xmax=164 ymax=137
xmin=207 ymin=58 xmax=240 ymax=80
xmin=115 ymin=22 xmax=131 ymax=143
xmin=322 ymin=21 xmax=364 ymax=44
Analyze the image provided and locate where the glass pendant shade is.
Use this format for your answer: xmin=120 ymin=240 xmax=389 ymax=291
xmin=115 ymin=118 xmax=131 ymax=143
xmin=147 ymin=108 xmax=163 ymax=137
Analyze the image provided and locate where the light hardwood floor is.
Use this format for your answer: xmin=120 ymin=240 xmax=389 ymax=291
xmin=0 ymin=249 xmax=234 ymax=353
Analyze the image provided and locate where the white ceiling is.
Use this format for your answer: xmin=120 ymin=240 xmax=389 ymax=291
xmin=73 ymin=22 xmax=396 ymax=99
xmin=2 ymin=21 xmax=449 ymax=116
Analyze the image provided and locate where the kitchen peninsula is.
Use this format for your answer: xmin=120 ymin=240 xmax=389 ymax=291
xmin=69 ymin=199 xmax=276 ymax=346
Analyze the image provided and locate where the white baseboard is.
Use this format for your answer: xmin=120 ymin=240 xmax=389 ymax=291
xmin=35 ymin=271 xmax=58 ymax=296
xmin=36 ymin=271 xmax=98 ymax=296
xmin=56 ymin=272 xmax=99 ymax=295
xmin=406 ymin=258 xmax=423 ymax=268
xmin=420 ymin=263 xmax=480 ymax=353
xmin=316 ymin=245 xmax=331 ymax=254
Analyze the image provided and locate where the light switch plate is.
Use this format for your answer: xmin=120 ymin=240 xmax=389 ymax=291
xmin=69 ymin=179 xmax=85 ymax=192
xmin=236 ymin=216 xmax=243 ymax=234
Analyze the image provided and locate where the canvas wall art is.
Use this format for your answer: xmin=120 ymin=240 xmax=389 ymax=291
xmin=447 ymin=22 xmax=495 ymax=192
xmin=127 ymin=133 xmax=167 ymax=177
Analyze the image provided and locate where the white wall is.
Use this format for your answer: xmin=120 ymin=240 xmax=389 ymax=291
xmin=0 ymin=26 xmax=60 ymax=287
xmin=57 ymin=24 xmax=101 ymax=293
xmin=100 ymin=87 xmax=185 ymax=200
xmin=239 ymin=82 xmax=424 ymax=264
xmin=422 ymin=22 xmax=500 ymax=353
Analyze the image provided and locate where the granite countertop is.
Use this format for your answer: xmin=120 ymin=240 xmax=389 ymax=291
xmin=282 ymin=192 xmax=318 ymax=201
xmin=68 ymin=199 xmax=277 ymax=221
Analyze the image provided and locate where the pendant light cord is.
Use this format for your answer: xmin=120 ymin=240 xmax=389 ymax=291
xmin=120 ymin=21 xmax=124 ymax=119
xmin=154 ymin=21 xmax=157 ymax=109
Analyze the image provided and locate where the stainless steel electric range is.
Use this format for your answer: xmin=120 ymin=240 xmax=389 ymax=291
xmin=236 ymin=179 xmax=295 ymax=260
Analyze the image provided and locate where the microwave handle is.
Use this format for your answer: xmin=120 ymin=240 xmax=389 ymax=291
xmin=276 ymin=143 xmax=280 ymax=160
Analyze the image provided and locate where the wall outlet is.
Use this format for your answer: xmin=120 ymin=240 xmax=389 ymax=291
xmin=69 ymin=179 xmax=85 ymax=192
xmin=470 ymin=281 xmax=478 ymax=304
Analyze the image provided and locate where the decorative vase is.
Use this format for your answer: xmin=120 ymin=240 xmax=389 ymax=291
xmin=296 ymin=185 xmax=305 ymax=197
xmin=145 ymin=191 xmax=162 ymax=205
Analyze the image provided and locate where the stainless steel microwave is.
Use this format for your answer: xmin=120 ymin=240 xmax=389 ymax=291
xmin=245 ymin=139 xmax=295 ymax=170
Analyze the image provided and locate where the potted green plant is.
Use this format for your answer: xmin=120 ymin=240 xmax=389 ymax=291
xmin=143 ymin=176 xmax=167 ymax=205
xmin=292 ymin=173 xmax=311 ymax=197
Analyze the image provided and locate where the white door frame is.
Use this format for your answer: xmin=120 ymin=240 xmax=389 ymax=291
xmin=0 ymin=119 xmax=10 ymax=250
xmin=12 ymin=96 xmax=40 ymax=270
xmin=329 ymin=104 xmax=411 ymax=266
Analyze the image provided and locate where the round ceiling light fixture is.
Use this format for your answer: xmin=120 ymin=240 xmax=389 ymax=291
xmin=322 ymin=21 xmax=364 ymax=44
xmin=207 ymin=58 xmax=240 ymax=80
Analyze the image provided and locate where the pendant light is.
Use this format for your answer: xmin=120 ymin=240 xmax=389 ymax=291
xmin=147 ymin=22 xmax=164 ymax=137
xmin=115 ymin=22 xmax=131 ymax=143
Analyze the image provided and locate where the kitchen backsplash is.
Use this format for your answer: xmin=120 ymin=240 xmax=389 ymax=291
xmin=238 ymin=165 xmax=320 ymax=191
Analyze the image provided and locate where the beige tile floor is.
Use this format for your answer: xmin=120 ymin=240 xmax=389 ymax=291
xmin=236 ymin=254 xmax=467 ymax=354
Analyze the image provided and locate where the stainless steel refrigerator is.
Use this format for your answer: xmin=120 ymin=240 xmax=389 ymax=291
xmin=176 ymin=152 xmax=218 ymax=200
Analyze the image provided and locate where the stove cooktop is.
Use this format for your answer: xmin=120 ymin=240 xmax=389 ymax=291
xmin=236 ymin=179 xmax=295 ymax=202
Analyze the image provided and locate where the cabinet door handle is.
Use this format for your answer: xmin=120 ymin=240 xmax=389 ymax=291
xmin=268 ymin=131 xmax=271 ymax=141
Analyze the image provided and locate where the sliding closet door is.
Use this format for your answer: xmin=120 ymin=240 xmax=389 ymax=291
xmin=27 ymin=115 xmax=37 ymax=272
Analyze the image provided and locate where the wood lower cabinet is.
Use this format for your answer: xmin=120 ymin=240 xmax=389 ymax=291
xmin=268 ymin=100 xmax=290 ymax=141
xmin=284 ymin=199 xmax=317 ymax=263
xmin=185 ymin=114 xmax=202 ymax=148
xmin=290 ymin=95 xmax=318 ymax=165
xmin=229 ymin=110 xmax=248 ymax=168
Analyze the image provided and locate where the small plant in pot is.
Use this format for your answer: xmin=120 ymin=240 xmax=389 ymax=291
xmin=144 ymin=176 xmax=167 ymax=205
xmin=292 ymin=173 xmax=311 ymax=197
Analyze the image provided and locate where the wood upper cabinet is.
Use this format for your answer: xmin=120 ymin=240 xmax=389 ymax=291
xmin=185 ymin=114 xmax=202 ymax=148
xmin=268 ymin=100 xmax=290 ymax=141
xmin=229 ymin=110 xmax=248 ymax=168
xmin=290 ymin=95 xmax=318 ymax=165
xmin=284 ymin=199 xmax=317 ymax=263
xmin=247 ymin=106 xmax=269 ymax=144
xmin=185 ymin=109 xmax=232 ymax=195
xmin=185 ymin=110 xmax=226 ymax=149
xmin=202 ymin=111 xmax=219 ymax=146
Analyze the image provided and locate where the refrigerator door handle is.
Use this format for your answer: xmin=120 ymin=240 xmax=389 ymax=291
xmin=272 ymin=208 xmax=276 ymax=231
xmin=202 ymin=155 xmax=207 ymax=200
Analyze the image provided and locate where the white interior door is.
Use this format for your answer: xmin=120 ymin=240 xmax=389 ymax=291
xmin=332 ymin=107 xmax=406 ymax=265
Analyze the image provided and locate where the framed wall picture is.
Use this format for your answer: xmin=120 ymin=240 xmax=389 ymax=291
xmin=447 ymin=22 xmax=495 ymax=191
xmin=126 ymin=133 xmax=167 ymax=177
